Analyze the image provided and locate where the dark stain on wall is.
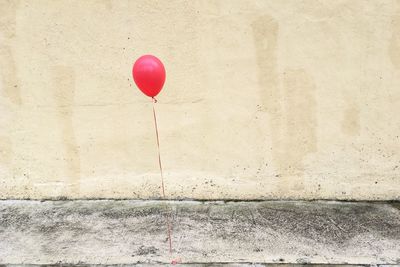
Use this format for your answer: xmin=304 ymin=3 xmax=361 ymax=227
xmin=52 ymin=66 xmax=81 ymax=195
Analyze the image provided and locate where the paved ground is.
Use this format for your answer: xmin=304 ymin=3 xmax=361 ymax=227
xmin=0 ymin=200 xmax=399 ymax=265
xmin=2 ymin=265 xmax=398 ymax=267
xmin=1 ymin=265 xmax=399 ymax=267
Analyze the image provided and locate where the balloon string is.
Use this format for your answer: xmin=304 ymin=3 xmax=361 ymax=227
xmin=151 ymin=97 xmax=174 ymax=257
xmin=152 ymin=97 xmax=165 ymax=198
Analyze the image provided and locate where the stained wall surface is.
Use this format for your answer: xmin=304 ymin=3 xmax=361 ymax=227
xmin=0 ymin=0 xmax=399 ymax=200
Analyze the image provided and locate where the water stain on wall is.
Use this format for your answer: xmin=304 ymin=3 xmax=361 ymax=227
xmin=0 ymin=45 xmax=21 ymax=105
xmin=52 ymin=66 xmax=81 ymax=194
xmin=389 ymin=2 xmax=400 ymax=69
xmin=252 ymin=16 xmax=317 ymax=192
xmin=252 ymin=15 xmax=284 ymax=173
xmin=103 ymin=0 xmax=112 ymax=10
xmin=252 ymin=15 xmax=280 ymax=114
xmin=0 ymin=1 xmax=21 ymax=105
xmin=0 ymin=136 xmax=12 ymax=165
xmin=283 ymin=69 xmax=318 ymax=173
xmin=341 ymin=101 xmax=360 ymax=136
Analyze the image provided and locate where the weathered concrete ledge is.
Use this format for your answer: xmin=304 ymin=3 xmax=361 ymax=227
xmin=1 ymin=265 xmax=399 ymax=267
xmin=0 ymin=200 xmax=399 ymax=265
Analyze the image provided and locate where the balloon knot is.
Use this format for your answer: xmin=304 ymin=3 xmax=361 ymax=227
xmin=152 ymin=97 xmax=158 ymax=103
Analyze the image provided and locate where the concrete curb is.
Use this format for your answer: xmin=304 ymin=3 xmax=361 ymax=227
xmin=0 ymin=200 xmax=399 ymax=265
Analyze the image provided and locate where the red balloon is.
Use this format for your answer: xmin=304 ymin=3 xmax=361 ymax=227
xmin=132 ymin=55 xmax=166 ymax=98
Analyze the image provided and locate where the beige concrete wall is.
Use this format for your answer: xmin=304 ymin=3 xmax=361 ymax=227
xmin=0 ymin=0 xmax=399 ymax=200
